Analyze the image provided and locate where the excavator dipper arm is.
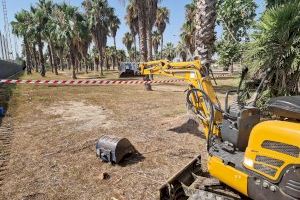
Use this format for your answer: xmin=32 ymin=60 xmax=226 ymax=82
xmin=140 ymin=60 xmax=223 ymax=139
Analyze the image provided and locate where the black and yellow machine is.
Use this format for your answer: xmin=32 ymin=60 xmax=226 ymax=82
xmin=139 ymin=60 xmax=300 ymax=200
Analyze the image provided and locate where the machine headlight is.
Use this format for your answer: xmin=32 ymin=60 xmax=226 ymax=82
xmin=244 ymin=157 xmax=254 ymax=168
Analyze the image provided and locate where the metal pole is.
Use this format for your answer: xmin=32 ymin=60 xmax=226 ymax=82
xmin=3 ymin=34 xmax=9 ymax=60
xmin=0 ymin=32 xmax=3 ymax=59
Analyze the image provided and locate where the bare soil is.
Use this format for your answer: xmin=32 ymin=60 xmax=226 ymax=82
xmin=0 ymin=71 xmax=238 ymax=200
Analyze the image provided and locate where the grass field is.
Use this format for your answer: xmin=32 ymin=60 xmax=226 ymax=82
xmin=0 ymin=70 xmax=239 ymax=200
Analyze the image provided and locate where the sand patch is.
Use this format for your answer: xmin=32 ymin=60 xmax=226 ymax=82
xmin=44 ymin=101 xmax=115 ymax=131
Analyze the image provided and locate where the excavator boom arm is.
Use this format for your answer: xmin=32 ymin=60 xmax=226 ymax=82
xmin=140 ymin=60 xmax=223 ymax=138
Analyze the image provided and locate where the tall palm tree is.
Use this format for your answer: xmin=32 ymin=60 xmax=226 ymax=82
xmin=109 ymin=14 xmax=121 ymax=49
xmin=176 ymin=41 xmax=188 ymax=61
xmin=181 ymin=22 xmax=196 ymax=56
xmin=163 ymin=42 xmax=176 ymax=61
xmin=116 ymin=49 xmax=126 ymax=66
xmin=109 ymin=14 xmax=120 ymax=69
xmin=195 ymin=0 xmax=217 ymax=69
xmin=181 ymin=0 xmax=196 ymax=56
xmin=155 ymin=7 xmax=169 ymax=59
xmin=152 ymin=30 xmax=161 ymax=59
xmin=43 ymin=1 xmax=58 ymax=74
xmin=83 ymin=0 xmax=113 ymax=76
xmin=11 ymin=10 xmax=33 ymax=74
xmin=30 ymin=1 xmax=50 ymax=77
xmin=146 ymin=0 xmax=158 ymax=60
xmin=53 ymin=3 xmax=86 ymax=79
xmin=122 ymin=32 xmax=133 ymax=60
xmin=78 ymin=22 xmax=92 ymax=74
xmin=134 ymin=0 xmax=148 ymax=62
xmin=125 ymin=1 xmax=138 ymax=61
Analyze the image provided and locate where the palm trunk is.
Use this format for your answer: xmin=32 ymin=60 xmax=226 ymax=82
xmin=47 ymin=44 xmax=54 ymax=73
xmin=113 ymin=36 xmax=117 ymax=50
xmin=79 ymin=59 xmax=82 ymax=72
xmin=70 ymin=48 xmax=77 ymax=79
xmin=147 ymin=29 xmax=153 ymax=61
xmin=137 ymin=0 xmax=151 ymax=90
xmin=195 ymin=0 xmax=217 ymax=70
xmin=84 ymin=57 xmax=88 ymax=73
xmin=154 ymin=44 xmax=158 ymax=59
xmin=59 ymin=48 xmax=64 ymax=71
xmin=112 ymin=55 xmax=116 ymax=70
xmin=113 ymin=37 xmax=117 ymax=70
xmin=137 ymin=0 xmax=148 ymax=62
xmin=32 ymin=44 xmax=39 ymax=73
xmin=50 ymin=42 xmax=58 ymax=75
xmin=160 ymin=35 xmax=164 ymax=59
xmin=99 ymin=48 xmax=104 ymax=76
xmin=133 ymin=35 xmax=137 ymax=62
xmin=37 ymin=34 xmax=46 ymax=77
xmin=24 ymin=38 xmax=32 ymax=74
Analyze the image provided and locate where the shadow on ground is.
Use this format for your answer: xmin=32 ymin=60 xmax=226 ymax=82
xmin=168 ymin=118 xmax=206 ymax=139
xmin=119 ymin=152 xmax=145 ymax=167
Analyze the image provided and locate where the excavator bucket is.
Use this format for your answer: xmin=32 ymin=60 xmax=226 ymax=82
xmin=96 ymin=135 xmax=135 ymax=164
xmin=159 ymin=155 xmax=203 ymax=200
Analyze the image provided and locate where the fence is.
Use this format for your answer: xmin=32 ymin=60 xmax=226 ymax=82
xmin=0 ymin=60 xmax=23 ymax=79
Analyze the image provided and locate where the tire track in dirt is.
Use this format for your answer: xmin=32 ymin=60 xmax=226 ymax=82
xmin=0 ymin=83 xmax=14 ymax=189
xmin=0 ymin=122 xmax=13 ymax=187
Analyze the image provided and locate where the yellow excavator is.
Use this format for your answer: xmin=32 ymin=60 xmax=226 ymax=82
xmin=139 ymin=60 xmax=300 ymax=200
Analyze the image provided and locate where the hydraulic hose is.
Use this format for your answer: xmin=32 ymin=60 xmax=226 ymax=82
xmin=186 ymin=88 xmax=215 ymax=152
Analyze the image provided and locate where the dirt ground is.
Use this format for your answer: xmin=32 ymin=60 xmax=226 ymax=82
xmin=0 ymin=71 xmax=238 ymax=200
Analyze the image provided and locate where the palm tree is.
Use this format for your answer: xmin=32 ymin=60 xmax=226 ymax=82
xmin=246 ymin=1 xmax=300 ymax=96
xmin=53 ymin=3 xmax=86 ymax=79
xmin=78 ymin=25 xmax=92 ymax=74
xmin=109 ymin=15 xmax=121 ymax=49
xmin=155 ymin=7 xmax=169 ymax=59
xmin=146 ymin=0 xmax=158 ymax=60
xmin=134 ymin=0 xmax=148 ymax=62
xmin=116 ymin=49 xmax=126 ymax=67
xmin=181 ymin=22 xmax=196 ymax=56
xmin=83 ymin=0 xmax=113 ymax=76
xmin=163 ymin=42 xmax=176 ymax=61
xmin=30 ymin=0 xmax=50 ymax=77
xmin=43 ymin=1 xmax=58 ymax=75
xmin=125 ymin=1 xmax=139 ymax=61
xmin=122 ymin=32 xmax=133 ymax=61
xmin=176 ymin=41 xmax=188 ymax=61
xmin=181 ymin=1 xmax=196 ymax=56
xmin=152 ymin=30 xmax=161 ymax=59
xmin=195 ymin=0 xmax=217 ymax=69
xmin=109 ymin=14 xmax=120 ymax=69
xmin=11 ymin=10 xmax=33 ymax=74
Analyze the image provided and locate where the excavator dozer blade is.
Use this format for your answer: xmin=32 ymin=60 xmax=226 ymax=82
xmin=159 ymin=155 xmax=202 ymax=200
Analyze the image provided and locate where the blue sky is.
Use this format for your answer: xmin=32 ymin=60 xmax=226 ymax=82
xmin=0 ymin=0 xmax=266 ymax=55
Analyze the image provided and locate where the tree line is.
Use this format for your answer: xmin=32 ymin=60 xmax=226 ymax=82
xmin=11 ymin=0 xmax=299 ymax=96
xmin=12 ymin=0 xmax=126 ymax=79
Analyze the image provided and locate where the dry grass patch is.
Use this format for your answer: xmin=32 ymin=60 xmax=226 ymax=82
xmin=0 ymin=73 xmax=238 ymax=200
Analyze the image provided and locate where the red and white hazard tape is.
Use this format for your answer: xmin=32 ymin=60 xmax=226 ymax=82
xmin=0 ymin=79 xmax=184 ymax=86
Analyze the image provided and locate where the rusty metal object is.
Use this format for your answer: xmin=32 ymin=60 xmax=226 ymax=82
xmin=96 ymin=135 xmax=135 ymax=164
